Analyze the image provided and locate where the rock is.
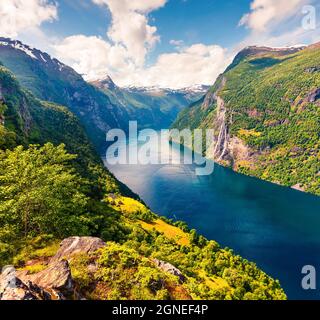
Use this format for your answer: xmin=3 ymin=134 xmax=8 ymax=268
xmin=305 ymin=66 xmax=320 ymax=73
xmin=0 ymin=266 xmax=51 ymax=300
xmin=17 ymin=260 xmax=74 ymax=298
xmin=153 ymin=259 xmax=186 ymax=283
xmin=1 ymin=237 xmax=107 ymax=300
xmin=247 ymin=108 xmax=262 ymax=119
xmin=50 ymin=236 xmax=106 ymax=264
xmin=291 ymin=184 xmax=305 ymax=192
xmin=306 ymin=88 xmax=320 ymax=103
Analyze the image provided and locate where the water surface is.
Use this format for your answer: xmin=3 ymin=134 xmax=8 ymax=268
xmin=104 ymin=134 xmax=320 ymax=299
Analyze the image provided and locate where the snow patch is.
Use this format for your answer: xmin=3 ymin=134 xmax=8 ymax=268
xmin=0 ymin=40 xmax=38 ymax=60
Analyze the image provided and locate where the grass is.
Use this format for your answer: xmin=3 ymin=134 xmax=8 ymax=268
xmin=21 ymin=263 xmax=47 ymax=274
xmin=238 ymin=129 xmax=262 ymax=138
xmin=107 ymin=196 xmax=148 ymax=215
xmin=198 ymin=269 xmax=230 ymax=291
xmin=107 ymin=194 xmax=190 ymax=245
xmin=13 ymin=240 xmax=60 ymax=266
xmin=139 ymin=219 xmax=190 ymax=246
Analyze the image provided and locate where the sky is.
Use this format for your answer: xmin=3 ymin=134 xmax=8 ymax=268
xmin=0 ymin=0 xmax=319 ymax=89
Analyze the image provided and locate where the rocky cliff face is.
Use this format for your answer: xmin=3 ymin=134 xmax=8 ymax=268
xmin=172 ymin=43 xmax=320 ymax=195
xmin=0 ymin=237 xmax=105 ymax=300
xmin=0 ymin=237 xmax=189 ymax=301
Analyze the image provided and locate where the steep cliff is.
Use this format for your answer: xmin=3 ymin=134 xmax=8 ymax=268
xmin=173 ymin=44 xmax=320 ymax=195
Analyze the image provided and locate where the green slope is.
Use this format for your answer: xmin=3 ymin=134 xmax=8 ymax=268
xmin=0 ymin=38 xmax=131 ymax=152
xmin=173 ymin=44 xmax=320 ymax=196
xmin=0 ymin=38 xmax=206 ymax=152
xmin=91 ymin=77 xmax=207 ymax=130
xmin=0 ymin=62 xmax=286 ymax=300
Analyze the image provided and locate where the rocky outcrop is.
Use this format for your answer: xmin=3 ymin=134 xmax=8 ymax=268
xmin=291 ymin=184 xmax=305 ymax=192
xmin=17 ymin=260 xmax=74 ymax=298
xmin=228 ymin=137 xmax=251 ymax=164
xmin=0 ymin=266 xmax=52 ymax=300
xmin=0 ymin=237 xmax=106 ymax=300
xmin=306 ymin=88 xmax=320 ymax=103
xmin=50 ymin=236 xmax=106 ymax=264
xmin=205 ymin=77 xmax=231 ymax=163
xmin=153 ymin=259 xmax=186 ymax=283
xmin=305 ymin=66 xmax=320 ymax=73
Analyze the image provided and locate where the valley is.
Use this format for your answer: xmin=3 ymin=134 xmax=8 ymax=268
xmin=0 ymin=37 xmax=207 ymax=152
xmin=104 ymin=132 xmax=320 ymax=300
xmin=0 ymin=37 xmax=320 ymax=301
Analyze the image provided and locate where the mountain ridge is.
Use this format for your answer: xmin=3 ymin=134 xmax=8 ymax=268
xmin=0 ymin=38 xmax=205 ymax=150
xmin=173 ymin=42 xmax=320 ymax=196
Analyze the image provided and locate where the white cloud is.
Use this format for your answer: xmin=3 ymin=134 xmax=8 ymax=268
xmin=0 ymin=0 xmax=57 ymax=38
xmin=170 ymin=39 xmax=185 ymax=47
xmin=136 ymin=44 xmax=230 ymax=89
xmin=54 ymin=0 xmax=229 ymax=89
xmin=239 ymin=0 xmax=309 ymax=32
xmin=55 ymin=35 xmax=229 ymax=89
xmin=92 ymin=0 xmax=167 ymax=66
xmin=237 ymin=0 xmax=320 ymax=51
xmin=54 ymin=35 xmax=136 ymax=81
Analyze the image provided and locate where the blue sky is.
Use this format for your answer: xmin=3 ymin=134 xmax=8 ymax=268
xmin=43 ymin=0 xmax=251 ymax=66
xmin=1 ymin=0 xmax=320 ymax=88
xmin=48 ymin=0 xmax=251 ymax=62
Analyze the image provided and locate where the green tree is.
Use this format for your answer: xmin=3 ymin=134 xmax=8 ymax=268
xmin=0 ymin=143 xmax=89 ymax=242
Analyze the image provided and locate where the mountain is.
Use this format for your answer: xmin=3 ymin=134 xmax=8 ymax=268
xmin=0 ymin=65 xmax=286 ymax=300
xmin=0 ymin=38 xmax=206 ymax=152
xmin=0 ymin=63 xmax=135 ymax=200
xmin=0 ymin=38 xmax=131 ymax=152
xmin=0 ymin=42 xmax=287 ymax=300
xmin=0 ymin=63 xmax=97 ymax=165
xmin=91 ymin=78 xmax=208 ymax=130
xmin=172 ymin=44 xmax=320 ymax=195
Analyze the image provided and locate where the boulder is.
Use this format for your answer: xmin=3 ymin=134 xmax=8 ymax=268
xmin=307 ymin=88 xmax=320 ymax=103
xmin=1 ymin=237 xmax=107 ymax=300
xmin=0 ymin=266 xmax=51 ymax=300
xmin=153 ymin=259 xmax=186 ymax=283
xmin=305 ymin=66 xmax=320 ymax=73
xmin=17 ymin=260 xmax=74 ymax=298
xmin=50 ymin=237 xmax=106 ymax=264
xmin=291 ymin=184 xmax=305 ymax=192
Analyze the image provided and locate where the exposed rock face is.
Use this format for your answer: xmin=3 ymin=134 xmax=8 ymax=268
xmin=91 ymin=76 xmax=118 ymax=91
xmin=153 ymin=259 xmax=186 ymax=283
xmin=228 ymin=137 xmax=251 ymax=165
xmin=50 ymin=236 xmax=106 ymax=264
xmin=291 ymin=184 xmax=305 ymax=192
xmin=305 ymin=66 xmax=320 ymax=73
xmin=307 ymin=88 xmax=320 ymax=103
xmin=17 ymin=260 xmax=74 ymax=298
xmin=205 ymin=77 xmax=234 ymax=164
xmin=200 ymin=76 xmax=257 ymax=170
xmin=0 ymin=237 xmax=106 ymax=300
xmin=0 ymin=266 xmax=51 ymax=300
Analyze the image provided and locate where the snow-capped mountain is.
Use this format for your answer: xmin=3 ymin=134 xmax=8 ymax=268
xmin=0 ymin=38 xmax=206 ymax=148
xmin=0 ymin=38 xmax=68 ymax=72
xmin=123 ymin=84 xmax=209 ymax=96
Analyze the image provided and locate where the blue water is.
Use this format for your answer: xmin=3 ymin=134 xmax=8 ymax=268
xmin=104 ymin=134 xmax=320 ymax=300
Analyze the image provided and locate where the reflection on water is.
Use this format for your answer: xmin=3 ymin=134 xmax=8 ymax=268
xmin=104 ymin=132 xmax=320 ymax=299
